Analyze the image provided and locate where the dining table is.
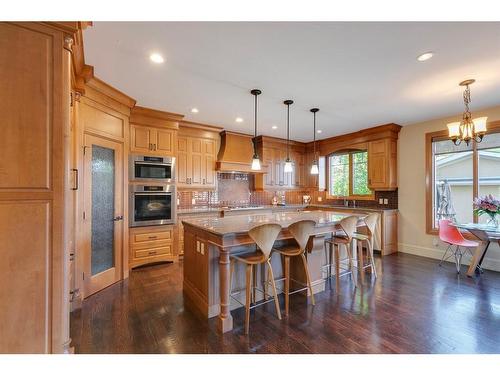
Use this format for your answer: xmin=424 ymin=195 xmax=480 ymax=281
xmin=453 ymin=222 xmax=500 ymax=277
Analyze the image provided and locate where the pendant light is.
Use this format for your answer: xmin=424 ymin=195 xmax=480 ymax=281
xmin=250 ymin=89 xmax=262 ymax=170
xmin=447 ymin=79 xmax=487 ymax=146
xmin=283 ymin=99 xmax=294 ymax=173
xmin=310 ymin=108 xmax=319 ymax=175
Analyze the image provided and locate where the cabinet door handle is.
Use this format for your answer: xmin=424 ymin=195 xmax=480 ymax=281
xmin=154 ymin=144 xmax=157 ymax=151
xmin=148 ymin=236 xmax=157 ymax=239
xmin=149 ymin=143 xmax=152 ymax=150
xmin=148 ymin=251 xmax=157 ymax=255
xmin=71 ymin=168 xmax=78 ymax=190
xmin=203 ymin=178 xmax=205 ymax=185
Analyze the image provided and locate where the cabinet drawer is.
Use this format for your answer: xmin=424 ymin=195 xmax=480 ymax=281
xmin=133 ymin=230 xmax=172 ymax=243
xmin=134 ymin=245 xmax=172 ymax=259
xmin=132 ymin=239 xmax=171 ymax=251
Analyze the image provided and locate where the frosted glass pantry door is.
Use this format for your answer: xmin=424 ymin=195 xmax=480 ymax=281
xmin=83 ymin=134 xmax=123 ymax=297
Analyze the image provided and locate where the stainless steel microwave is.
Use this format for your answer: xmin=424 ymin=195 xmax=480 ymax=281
xmin=130 ymin=155 xmax=175 ymax=183
xmin=130 ymin=184 xmax=176 ymax=227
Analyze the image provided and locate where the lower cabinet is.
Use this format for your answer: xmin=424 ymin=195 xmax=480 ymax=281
xmin=129 ymin=225 xmax=176 ymax=268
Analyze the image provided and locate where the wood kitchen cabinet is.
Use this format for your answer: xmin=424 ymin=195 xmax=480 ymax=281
xmin=130 ymin=106 xmax=182 ymax=156
xmin=130 ymin=124 xmax=176 ymax=155
xmin=177 ymin=122 xmax=220 ymax=189
xmin=129 ymin=225 xmax=176 ymax=268
xmin=254 ymin=136 xmax=307 ymax=191
xmin=368 ymin=138 xmax=397 ymax=190
xmin=0 ymin=21 xmax=81 ymax=354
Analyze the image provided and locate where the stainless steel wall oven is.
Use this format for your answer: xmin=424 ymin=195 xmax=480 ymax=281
xmin=130 ymin=185 xmax=176 ymax=227
xmin=130 ymin=155 xmax=175 ymax=183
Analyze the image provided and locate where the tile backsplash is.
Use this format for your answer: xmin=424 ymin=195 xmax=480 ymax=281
xmin=177 ymin=173 xmax=398 ymax=209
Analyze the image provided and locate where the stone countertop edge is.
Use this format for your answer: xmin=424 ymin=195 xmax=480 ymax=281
xmin=177 ymin=204 xmax=398 ymax=215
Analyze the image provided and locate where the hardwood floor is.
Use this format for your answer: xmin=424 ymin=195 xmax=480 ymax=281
xmin=70 ymin=253 xmax=500 ymax=354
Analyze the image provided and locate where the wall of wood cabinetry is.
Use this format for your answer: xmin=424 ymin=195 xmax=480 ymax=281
xmin=0 ymin=21 xmax=78 ymax=354
xmin=177 ymin=122 xmax=221 ymax=189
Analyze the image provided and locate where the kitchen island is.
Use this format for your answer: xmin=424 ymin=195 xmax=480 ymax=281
xmin=182 ymin=210 xmax=365 ymax=333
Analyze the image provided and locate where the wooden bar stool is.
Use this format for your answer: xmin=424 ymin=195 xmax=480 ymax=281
xmin=229 ymin=223 xmax=282 ymax=334
xmin=272 ymin=220 xmax=316 ymax=316
xmin=323 ymin=215 xmax=359 ymax=290
xmin=353 ymin=213 xmax=378 ymax=281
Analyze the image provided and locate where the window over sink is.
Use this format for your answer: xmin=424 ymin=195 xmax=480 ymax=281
xmin=327 ymin=150 xmax=373 ymax=199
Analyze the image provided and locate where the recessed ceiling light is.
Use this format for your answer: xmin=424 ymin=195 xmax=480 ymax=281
xmin=317 ymin=129 xmax=322 ymax=134
xmin=191 ymin=108 xmax=199 ymax=113
xmin=150 ymin=53 xmax=164 ymax=64
xmin=235 ymin=117 xmax=244 ymax=123
xmin=417 ymin=52 xmax=433 ymax=62
xmin=271 ymin=125 xmax=278 ymax=130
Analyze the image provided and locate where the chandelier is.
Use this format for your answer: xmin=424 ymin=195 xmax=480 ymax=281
xmin=447 ymin=79 xmax=487 ymax=146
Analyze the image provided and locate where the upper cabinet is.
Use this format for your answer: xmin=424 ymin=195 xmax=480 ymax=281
xmin=254 ymin=136 xmax=307 ymax=191
xmin=177 ymin=122 xmax=221 ymax=190
xmin=129 ymin=106 xmax=183 ymax=156
xmin=368 ymin=138 xmax=397 ymax=190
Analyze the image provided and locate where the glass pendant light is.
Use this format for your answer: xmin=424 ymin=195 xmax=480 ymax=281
xmin=250 ymin=89 xmax=262 ymax=170
xmin=283 ymin=100 xmax=294 ymax=173
xmin=310 ymin=108 xmax=319 ymax=175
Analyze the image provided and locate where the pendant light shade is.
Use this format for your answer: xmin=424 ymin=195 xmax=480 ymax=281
xmin=310 ymin=108 xmax=319 ymax=175
xmin=250 ymin=89 xmax=262 ymax=170
xmin=310 ymin=162 xmax=319 ymax=175
xmin=284 ymin=99 xmax=294 ymax=174
xmin=251 ymin=157 xmax=261 ymax=171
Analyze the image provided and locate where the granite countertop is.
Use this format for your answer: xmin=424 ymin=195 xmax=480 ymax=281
xmin=181 ymin=210 xmax=365 ymax=236
xmin=177 ymin=203 xmax=397 ymax=215
xmin=177 ymin=204 xmax=306 ymax=215
xmin=307 ymin=204 xmax=398 ymax=212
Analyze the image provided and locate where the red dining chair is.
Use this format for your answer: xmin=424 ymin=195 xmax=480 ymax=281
xmin=438 ymin=219 xmax=479 ymax=273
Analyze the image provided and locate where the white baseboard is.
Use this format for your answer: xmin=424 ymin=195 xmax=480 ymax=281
xmin=398 ymin=242 xmax=500 ymax=273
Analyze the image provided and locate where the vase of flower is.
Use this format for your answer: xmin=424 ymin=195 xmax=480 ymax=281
xmin=473 ymin=195 xmax=500 ymax=227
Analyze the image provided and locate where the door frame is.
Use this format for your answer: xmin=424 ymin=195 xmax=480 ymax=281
xmin=82 ymin=133 xmax=124 ymax=298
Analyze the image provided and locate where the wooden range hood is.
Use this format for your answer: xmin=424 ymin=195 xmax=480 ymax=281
xmin=216 ymin=131 xmax=267 ymax=173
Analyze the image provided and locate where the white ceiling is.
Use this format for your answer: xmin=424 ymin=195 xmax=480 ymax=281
xmin=84 ymin=22 xmax=500 ymax=142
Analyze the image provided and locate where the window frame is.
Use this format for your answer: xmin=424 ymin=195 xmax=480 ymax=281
xmin=326 ymin=149 xmax=374 ymax=200
xmin=425 ymin=120 xmax=500 ymax=235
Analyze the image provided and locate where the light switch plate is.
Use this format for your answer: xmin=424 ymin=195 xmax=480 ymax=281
xmin=317 ymin=197 xmax=322 ymax=202
xmin=383 ymin=199 xmax=388 ymax=205
xmin=192 ymin=198 xmax=196 ymax=205
xmin=379 ymin=198 xmax=384 ymax=204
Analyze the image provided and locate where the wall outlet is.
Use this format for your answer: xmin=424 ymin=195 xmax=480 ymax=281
xmin=379 ymin=198 xmax=384 ymax=204
xmin=383 ymin=198 xmax=388 ymax=205
xmin=432 ymin=238 xmax=440 ymax=247
xmin=191 ymin=198 xmax=196 ymax=205
xmin=317 ymin=196 xmax=322 ymax=202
